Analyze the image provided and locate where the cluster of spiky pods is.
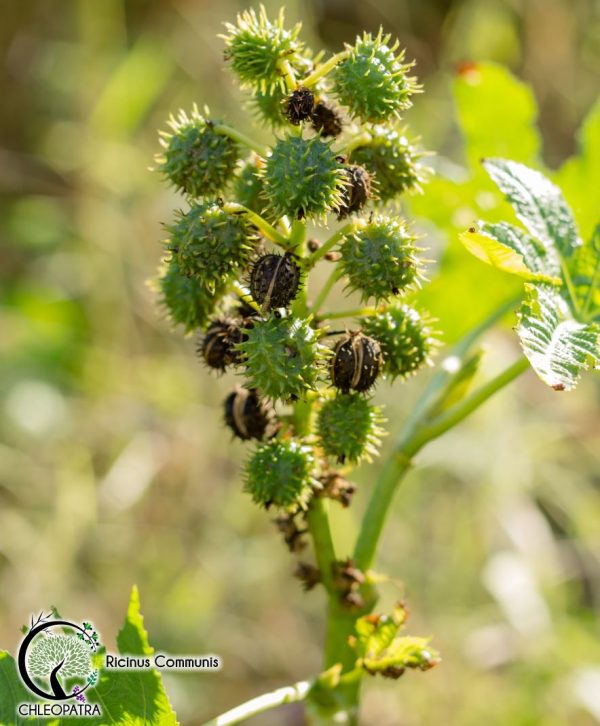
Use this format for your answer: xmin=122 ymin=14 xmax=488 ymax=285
xmin=155 ymin=6 xmax=437 ymax=607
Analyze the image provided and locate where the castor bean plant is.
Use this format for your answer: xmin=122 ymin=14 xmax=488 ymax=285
xmin=153 ymin=7 xmax=600 ymax=724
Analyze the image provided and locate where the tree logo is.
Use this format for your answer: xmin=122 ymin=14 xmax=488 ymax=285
xmin=17 ymin=611 xmax=101 ymax=704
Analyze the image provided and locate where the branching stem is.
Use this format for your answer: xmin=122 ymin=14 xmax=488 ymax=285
xmin=306 ymin=222 xmax=359 ymax=268
xmin=223 ymin=203 xmax=290 ymax=249
xmin=354 ymin=355 xmax=529 ymax=571
xmin=308 ymin=268 xmax=342 ymax=316
xmin=277 ymin=58 xmax=298 ymax=91
xmin=301 ymin=50 xmax=349 ymax=88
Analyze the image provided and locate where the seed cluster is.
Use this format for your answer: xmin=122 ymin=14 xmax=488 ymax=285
xmin=154 ymin=6 xmax=436 ymax=588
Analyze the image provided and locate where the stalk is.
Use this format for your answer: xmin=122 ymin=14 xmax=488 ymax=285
xmin=301 ymin=51 xmax=349 ymax=88
xmin=203 ymin=680 xmax=311 ymax=726
xmin=223 ymin=203 xmax=290 ymax=248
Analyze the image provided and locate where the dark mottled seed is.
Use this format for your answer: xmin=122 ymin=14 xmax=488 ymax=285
xmin=331 ymin=332 xmax=382 ymax=393
xmin=311 ymin=101 xmax=343 ymax=137
xmin=200 ymin=318 xmax=244 ymax=371
xmin=284 ymin=86 xmax=315 ymax=125
xmin=337 ymin=165 xmax=371 ymax=219
xmin=250 ymin=253 xmax=301 ymax=310
xmin=223 ymin=388 xmax=277 ymax=441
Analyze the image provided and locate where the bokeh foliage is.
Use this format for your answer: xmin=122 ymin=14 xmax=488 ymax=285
xmin=1 ymin=1 xmax=599 ymax=724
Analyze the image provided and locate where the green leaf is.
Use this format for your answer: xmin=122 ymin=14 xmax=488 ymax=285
xmin=60 ymin=587 xmax=178 ymax=725
xmin=87 ymin=586 xmax=178 ymax=726
xmin=0 ymin=650 xmax=45 ymax=725
xmin=409 ymin=64 xmax=541 ymax=342
xmin=454 ymin=63 xmax=541 ymax=168
xmin=556 ymin=97 xmax=600 ymax=240
xmin=350 ymin=604 xmax=440 ymax=680
xmin=459 ymin=221 xmax=561 ymax=283
xmin=517 ymin=284 xmax=600 ymax=391
xmin=570 ymin=223 xmax=600 ymax=318
xmin=482 ymin=158 xmax=582 ymax=258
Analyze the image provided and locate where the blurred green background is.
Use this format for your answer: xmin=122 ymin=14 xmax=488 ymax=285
xmin=1 ymin=1 xmax=599 ymax=724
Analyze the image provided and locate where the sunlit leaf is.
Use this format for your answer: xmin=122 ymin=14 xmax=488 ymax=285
xmin=517 ymin=284 xmax=599 ymax=391
xmin=459 ymin=221 xmax=561 ymax=284
xmin=570 ymin=223 xmax=600 ymax=318
xmin=482 ymin=158 xmax=582 ymax=258
xmin=454 ymin=63 xmax=541 ymax=168
xmin=556 ymin=97 xmax=600 ymax=240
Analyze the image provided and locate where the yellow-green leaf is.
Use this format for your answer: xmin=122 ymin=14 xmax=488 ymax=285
xmin=459 ymin=222 xmax=561 ymax=284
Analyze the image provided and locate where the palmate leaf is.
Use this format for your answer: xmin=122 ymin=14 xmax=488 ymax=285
xmin=461 ymin=158 xmax=600 ymax=391
xmin=482 ymin=158 xmax=582 ymax=258
xmin=459 ymin=221 xmax=561 ymax=284
xmin=517 ymin=285 xmax=599 ymax=391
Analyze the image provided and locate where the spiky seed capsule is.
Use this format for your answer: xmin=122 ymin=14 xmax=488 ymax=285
xmin=317 ymin=394 xmax=385 ymax=464
xmin=168 ymin=202 xmax=257 ymax=292
xmin=238 ymin=315 xmax=328 ymax=401
xmin=222 ymin=7 xmax=304 ymax=92
xmin=333 ymin=30 xmax=417 ymax=123
xmin=362 ymin=304 xmax=436 ymax=379
xmin=244 ymin=439 xmax=318 ymax=511
xmin=340 ymin=216 xmax=423 ymax=302
xmin=331 ymin=332 xmax=382 ymax=393
xmin=349 ymin=126 xmax=426 ymax=203
xmin=224 ymin=387 xmax=277 ymax=441
xmin=250 ymin=54 xmax=315 ymax=128
xmin=311 ymin=100 xmax=343 ymax=137
xmin=157 ymin=256 xmax=222 ymax=332
xmin=336 ymin=165 xmax=372 ymax=219
xmin=156 ymin=107 xmax=239 ymax=198
xmin=200 ymin=317 xmax=244 ymax=371
xmin=261 ymin=135 xmax=346 ymax=220
xmin=284 ymin=86 xmax=315 ymax=124
xmin=250 ymin=253 xmax=302 ymax=310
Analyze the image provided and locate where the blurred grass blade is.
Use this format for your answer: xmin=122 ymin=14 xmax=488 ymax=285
xmin=90 ymin=37 xmax=174 ymax=138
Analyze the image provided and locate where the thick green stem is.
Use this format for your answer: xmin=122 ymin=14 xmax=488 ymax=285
xmin=203 ymin=680 xmax=311 ymax=726
xmin=307 ymin=498 xmax=337 ymax=592
xmin=354 ymin=356 xmax=529 ymax=570
xmin=213 ymin=124 xmax=268 ymax=158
